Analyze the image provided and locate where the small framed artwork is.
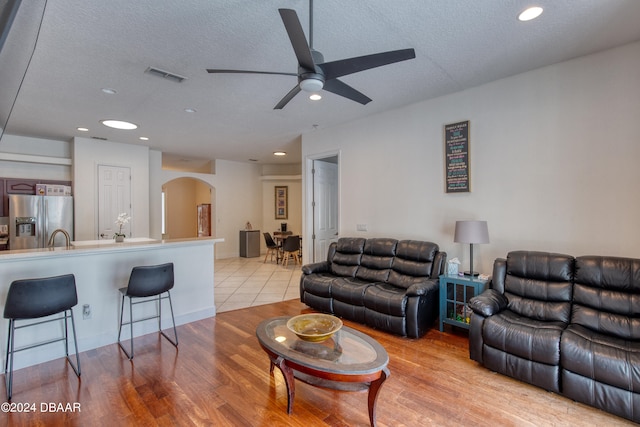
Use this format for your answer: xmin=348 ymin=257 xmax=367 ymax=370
xmin=275 ymin=186 xmax=288 ymax=219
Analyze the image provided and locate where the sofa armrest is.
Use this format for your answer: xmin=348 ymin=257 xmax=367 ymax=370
xmin=406 ymin=278 xmax=438 ymax=297
xmin=469 ymin=289 xmax=508 ymax=317
xmin=301 ymin=261 xmax=329 ymax=275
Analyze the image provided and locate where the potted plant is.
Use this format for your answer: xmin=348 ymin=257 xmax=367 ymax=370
xmin=114 ymin=212 xmax=131 ymax=242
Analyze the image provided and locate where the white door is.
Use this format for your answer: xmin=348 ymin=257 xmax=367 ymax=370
xmin=312 ymin=159 xmax=339 ymax=262
xmin=98 ymin=165 xmax=131 ymax=239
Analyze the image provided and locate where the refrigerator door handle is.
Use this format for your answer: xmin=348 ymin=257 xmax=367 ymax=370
xmin=43 ymin=198 xmax=48 ymax=248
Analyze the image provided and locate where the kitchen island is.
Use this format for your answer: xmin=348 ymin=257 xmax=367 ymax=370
xmin=0 ymin=237 xmax=223 ymax=370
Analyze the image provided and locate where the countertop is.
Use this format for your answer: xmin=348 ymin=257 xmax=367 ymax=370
xmin=0 ymin=236 xmax=224 ymax=262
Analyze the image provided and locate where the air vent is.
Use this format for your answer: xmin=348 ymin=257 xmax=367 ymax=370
xmin=145 ymin=67 xmax=187 ymax=83
xmin=91 ymin=136 xmax=107 ymax=140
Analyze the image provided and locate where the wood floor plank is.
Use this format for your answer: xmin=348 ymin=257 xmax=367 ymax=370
xmin=1 ymin=299 xmax=635 ymax=426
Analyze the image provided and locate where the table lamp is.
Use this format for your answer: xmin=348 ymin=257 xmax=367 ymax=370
xmin=454 ymin=220 xmax=489 ymax=277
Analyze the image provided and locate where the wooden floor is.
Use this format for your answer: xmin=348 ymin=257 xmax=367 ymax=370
xmin=2 ymin=300 xmax=635 ymax=426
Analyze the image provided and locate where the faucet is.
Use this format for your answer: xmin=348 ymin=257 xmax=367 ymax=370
xmin=48 ymin=228 xmax=71 ymax=248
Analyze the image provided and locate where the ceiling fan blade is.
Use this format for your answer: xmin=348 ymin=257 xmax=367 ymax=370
xmin=206 ymin=69 xmax=297 ymax=77
xmin=323 ymin=79 xmax=372 ymax=105
xmin=320 ymin=48 xmax=416 ymax=80
xmin=274 ymin=85 xmax=302 ymax=110
xmin=278 ymin=9 xmax=315 ymax=71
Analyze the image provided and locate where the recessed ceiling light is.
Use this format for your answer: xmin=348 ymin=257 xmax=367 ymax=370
xmin=518 ymin=6 xmax=543 ymax=21
xmin=100 ymin=119 xmax=138 ymax=130
xmin=76 ymin=127 xmax=89 ymax=132
xmin=309 ymin=93 xmax=322 ymax=101
xmin=184 ymin=108 xmax=197 ymax=113
xmin=101 ymin=88 xmax=117 ymax=94
xmin=139 ymin=136 xmax=149 ymax=141
xmin=273 ymin=151 xmax=287 ymax=156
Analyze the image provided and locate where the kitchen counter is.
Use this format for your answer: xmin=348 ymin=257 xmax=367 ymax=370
xmin=0 ymin=237 xmax=221 ymax=260
xmin=0 ymin=237 xmax=224 ymax=370
xmin=70 ymin=237 xmax=158 ymax=246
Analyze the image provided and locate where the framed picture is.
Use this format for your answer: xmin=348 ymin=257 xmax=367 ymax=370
xmin=444 ymin=120 xmax=470 ymax=193
xmin=275 ymin=186 xmax=288 ymax=219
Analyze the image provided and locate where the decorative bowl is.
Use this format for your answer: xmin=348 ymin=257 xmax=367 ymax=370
xmin=286 ymin=314 xmax=343 ymax=343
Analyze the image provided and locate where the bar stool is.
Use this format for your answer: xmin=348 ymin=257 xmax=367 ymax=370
xmin=117 ymin=262 xmax=178 ymax=359
xmin=3 ymin=274 xmax=81 ymax=400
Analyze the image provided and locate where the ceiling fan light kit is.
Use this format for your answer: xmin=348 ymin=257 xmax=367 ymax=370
xmin=299 ymin=77 xmax=324 ymax=92
xmin=206 ymin=2 xmax=415 ymax=109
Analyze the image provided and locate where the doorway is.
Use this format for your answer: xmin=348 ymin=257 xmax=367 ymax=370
xmin=306 ymin=153 xmax=339 ymax=262
xmin=162 ymin=177 xmax=215 ymax=239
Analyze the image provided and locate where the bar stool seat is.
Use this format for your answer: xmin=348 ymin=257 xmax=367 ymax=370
xmin=117 ymin=262 xmax=178 ymax=359
xmin=3 ymin=274 xmax=81 ymax=400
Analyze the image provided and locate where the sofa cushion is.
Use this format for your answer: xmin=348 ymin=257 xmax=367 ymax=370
xmin=356 ymin=238 xmax=397 ymax=282
xmin=561 ymin=323 xmax=640 ymax=392
xmin=482 ymin=310 xmax=566 ymax=366
xmin=503 ymin=251 xmax=573 ymax=323
xmin=332 ymin=277 xmax=373 ymax=306
xmin=388 ymin=240 xmax=438 ymax=289
xmin=572 ymin=256 xmax=640 ymax=340
xmin=301 ymin=273 xmax=335 ymax=298
xmin=364 ymin=283 xmax=407 ymax=317
xmin=329 ymin=238 xmax=365 ymax=277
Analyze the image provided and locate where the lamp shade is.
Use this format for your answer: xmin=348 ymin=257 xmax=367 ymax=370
xmin=454 ymin=220 xmax=489 ymax=244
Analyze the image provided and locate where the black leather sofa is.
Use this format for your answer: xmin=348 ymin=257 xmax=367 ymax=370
xmin=469 ymin=250 xmax=640 ymax=422
xmin=299 ymin=237 xmax=446 ymax=338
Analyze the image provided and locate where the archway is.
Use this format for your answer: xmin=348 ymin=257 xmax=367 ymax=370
xmin=162 ymin=177 xmax=215 ymax=239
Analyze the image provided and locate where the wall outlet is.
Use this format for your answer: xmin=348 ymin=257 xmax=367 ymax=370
xmin=82 ymin=304 xmax=91 ymax=320
xmin=356 ymin=224 xmax=367 ymax=231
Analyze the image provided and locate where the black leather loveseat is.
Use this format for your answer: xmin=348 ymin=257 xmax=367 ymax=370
xmin=469 ymin=250 xmax=640 ymax=422
xmin=300 ymin=237 xmax=446 ymax=338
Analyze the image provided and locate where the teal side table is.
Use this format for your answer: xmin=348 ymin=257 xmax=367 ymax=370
xmin=439 ymin=274 xmax=488 ymax=332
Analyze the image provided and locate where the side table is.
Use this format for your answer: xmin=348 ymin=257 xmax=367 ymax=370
xmin=439 ymin=274 xmax=488 ymax=332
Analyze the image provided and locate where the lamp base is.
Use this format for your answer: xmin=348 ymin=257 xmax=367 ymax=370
xmin=463 ymin=271 xmax=480 ymax=277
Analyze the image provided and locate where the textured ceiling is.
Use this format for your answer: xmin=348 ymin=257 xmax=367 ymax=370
xmin=2 ymin=0 xmax=640 ymax=166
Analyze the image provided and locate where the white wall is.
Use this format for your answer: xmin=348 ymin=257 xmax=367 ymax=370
xmin=149 ymin=149 xmax=163 ymax=240
xmin=261 ymin=177 xmax=302 ymax=251
xmin=1 ymin=140 xmax=285 ymax=260
xmin=72 ymin=137 xmax=150 ymax=240
xmin=0 ymin=135 xmax=71 ymax=180
xmin=157 ymin=159 xmax=263 ymax=259
xmin=302 ymin=41 xmax=640 ymax=275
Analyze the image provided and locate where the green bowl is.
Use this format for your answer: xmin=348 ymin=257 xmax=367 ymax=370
xmin=286 ymin=314 xmax=343 ymax=342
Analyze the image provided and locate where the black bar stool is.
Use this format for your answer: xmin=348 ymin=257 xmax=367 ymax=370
xmin=117 ymin=262 xmax=178 ymax=360
xmin=3 ymin=274 xmax=81 ymax=400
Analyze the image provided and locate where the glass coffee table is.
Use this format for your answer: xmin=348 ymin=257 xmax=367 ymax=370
xmin=256 ymin=316 xmax=390 ymax=427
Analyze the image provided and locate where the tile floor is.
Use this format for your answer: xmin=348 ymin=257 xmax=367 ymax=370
xmin=214 ymin=256 xmax=302 ymax=313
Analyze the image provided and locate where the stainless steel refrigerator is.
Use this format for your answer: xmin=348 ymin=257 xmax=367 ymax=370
xmin=9 ymin=194 xmax=74 ymax=249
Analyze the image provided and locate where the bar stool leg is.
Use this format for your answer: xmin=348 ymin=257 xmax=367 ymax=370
xmin=160 ymin=291 xmax=178 ymax=346
xmin=4 ymin=320 xmax=15 ymax=400
xmin=65 ymin=310 xmax=81 ymax=376
xmin=117 ymin=293 xmax=134 ymax=360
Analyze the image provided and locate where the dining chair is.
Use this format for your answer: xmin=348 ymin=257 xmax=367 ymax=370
xmin=263 ymin=232 xmax=279 ymax=263
xmin=281 ymin=235 xmax=301 ymax=267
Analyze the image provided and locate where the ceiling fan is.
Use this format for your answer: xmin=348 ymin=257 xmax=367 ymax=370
xmin=206 ymin=1 xmax=416 ymax=109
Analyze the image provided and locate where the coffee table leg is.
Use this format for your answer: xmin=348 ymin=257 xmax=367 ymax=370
xmin=271 ymin=355 xmax=296 ymax=414
xmin=368 ymin=367 xmax=389 ymax=427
